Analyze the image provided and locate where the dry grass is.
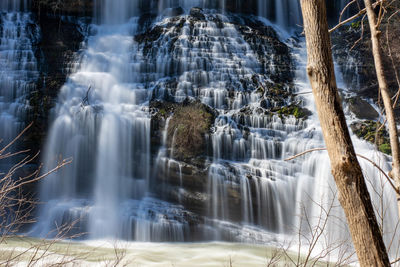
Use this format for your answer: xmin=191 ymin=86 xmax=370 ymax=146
xmin=167 ymin=103 xmax=214 ymax=161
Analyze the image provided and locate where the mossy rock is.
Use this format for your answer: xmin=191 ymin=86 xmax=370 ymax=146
xmin=167 ymin=102 xmax=215 ymax=161
xmin=274 ymin=104 xmax=311 ymax=119
xmin=346 ymin=97 xmax=378 ymax=120
xmin=350 ymin=21 xmax=361 ymax=30
xmin=350 ymin=120 xmax=391 ymax=155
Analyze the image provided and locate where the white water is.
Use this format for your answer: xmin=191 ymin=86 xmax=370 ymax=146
xmin=36 ymin=18 xmax=156 ymax=239
xmin=31 ymin=0 xmax=400 ymax=264
xmin=0 ymin=4 xmax=38 ymax=168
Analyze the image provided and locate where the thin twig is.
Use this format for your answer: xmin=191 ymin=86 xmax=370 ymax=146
xmin=0 ymin=122 xmax=33 ymax=156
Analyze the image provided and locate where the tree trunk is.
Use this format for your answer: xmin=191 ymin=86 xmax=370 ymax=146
xmin=364 ymin=0 xmax=400 ymax=219
xmin=300 ymin=0 xmax=390 ymax=266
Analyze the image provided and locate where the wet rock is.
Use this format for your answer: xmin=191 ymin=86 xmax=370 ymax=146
xmin=32 ymin=0 xmax=94 ymax=16
xmin=137 ymin=12 xmax=158 ymax=32
xmin=154 ymin=157 xmax=210 ymax=215
xmin=135 ymin=25 xmax=164 ymax=51
xmin=235 ymin=17 xmax=294 ymax=84
xmin=158 ymin=159 xmax=208 ymax=189
xmin=27 ymin=15 xmax=85 ymax=160
xmin=346 ymin=97 xmax=379 ymax=120
xmin=224 ymin=0 xmax=257 ymax=14
xmin=189 ymin=7 xmax=206 ymax=20
xmin=155 ymin=158 xmax=245 ymax=222
xmin=350 ymin=120 xmax=391 ymax=154
xmin=260 ymin=99 xmax=270 ymax=109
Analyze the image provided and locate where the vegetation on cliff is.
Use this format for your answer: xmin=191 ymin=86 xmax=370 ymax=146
xmin=167 ymin=102 xmax=214 ymax=161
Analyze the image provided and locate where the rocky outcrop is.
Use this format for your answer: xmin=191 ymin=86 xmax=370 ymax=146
xmin=167 ymin=102 xmax=215 ymax=161
xmin=345 ymin=96 xmax=379 ymax=121
xmin=235 ymin=18 xmax=294 ymax=84
xmin=143 ymin=9 xmax=308 ymax=221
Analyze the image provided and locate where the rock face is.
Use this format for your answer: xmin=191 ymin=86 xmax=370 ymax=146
xmin=28 ymin=15 xmax=87 ymax=157
xmin=138 ymin=10 xmax=308 ymax=220
xmin=32 ymin=0 xmax=94 ymax=16
xmin=345 ymin=97 xmax=379 ymax=121
xmin=332 ymin=12 xmax=400 ymax=121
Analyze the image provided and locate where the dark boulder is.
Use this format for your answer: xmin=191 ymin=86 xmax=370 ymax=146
xmin=189 ymin=7 xmax=206 ymax=20
xmin=346 ymin=97 xmax=379 ymax=120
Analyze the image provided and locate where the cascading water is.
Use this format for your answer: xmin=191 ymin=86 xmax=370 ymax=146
xmin=0 ymin=0 xmax=30 ymax=12
xmin=257 ymin=0 xmax=302 ymax=29
xmin=158 ymin=0 xmax=225 ymax=12
xmin=36 ymin=0 xmax=195 ymax=241
xmin=32 ymin=0 xmax=400 ymax=262
xmin=0 ymin=2 xmax=38 ymax=168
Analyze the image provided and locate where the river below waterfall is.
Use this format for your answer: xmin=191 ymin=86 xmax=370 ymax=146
xmin=0 ymin=237 xmax=338 ymax=266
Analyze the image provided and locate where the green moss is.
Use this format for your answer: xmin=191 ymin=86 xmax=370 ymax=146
xmin=293 ymin=106 xmax=301 ymax=119
xmin=159 ymin=108 xmax=167 ymax=117
xmin=351 ymin=120 xmax=391 ymax=155
xmin=276 ymin=105 xmax=310 ymax=119
xmin=379 ymin=143 xmax=392 ymax=155
xmin=350 ymin=21 xmax=361 ymax=29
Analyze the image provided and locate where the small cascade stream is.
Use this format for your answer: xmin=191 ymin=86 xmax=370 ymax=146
xmin=0 ymin=2 xmax=38 ymax=169
xmin=28 ymin=0 xmax=399 ymax=263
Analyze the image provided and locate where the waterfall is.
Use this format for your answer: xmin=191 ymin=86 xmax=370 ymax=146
xmin=257 ymin=0 xmax=302 ymax=28
xmin=94 ymin=0 xmax=141 ymax=24
xmin=0 ymin=3 xmax=38 ymax=170
xmin=36 ymin=15 xmax=152 ymax=239
xmin=35 ymin=0 xmax=194 ymax=241
xmin=0 ymin=0 xmax=29 ymax=12
xmin=158 ymin=0 xmax=225 ymax=12
xmin=31 ymin=0 xmax=400 ymax=262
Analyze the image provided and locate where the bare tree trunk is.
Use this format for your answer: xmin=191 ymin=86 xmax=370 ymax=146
xmin=300 ymin=0 xmax=390 ymax=266
xmin=364 ymin=0 xmax=400 ymax=218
